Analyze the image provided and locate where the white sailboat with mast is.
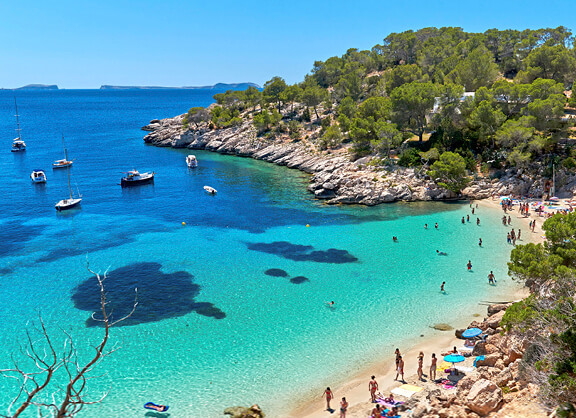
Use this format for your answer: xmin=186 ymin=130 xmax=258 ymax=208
xmin=55 ymin=135 xmax=82 ymax=211
xmin=11 ymin=98 xmax=26 ymax=152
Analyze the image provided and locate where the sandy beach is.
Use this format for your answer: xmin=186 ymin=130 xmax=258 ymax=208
xmin=288 ymin=197 xmax=543 ymax=418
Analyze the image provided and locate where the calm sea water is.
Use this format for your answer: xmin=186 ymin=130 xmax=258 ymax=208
xmin=0 ymin=90 xmax=519 ymax=417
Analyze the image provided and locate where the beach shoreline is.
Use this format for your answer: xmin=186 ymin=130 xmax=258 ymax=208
xmin=286 ymin=197 xmax=539 ymax=418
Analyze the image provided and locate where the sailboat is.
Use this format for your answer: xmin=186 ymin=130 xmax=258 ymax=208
xmin=55 ymin=135 xmax=82 ymax=211
xmin=53 ymin=136 xmax=73 ymax=168
xmin=11 ymin=98 xmax=26 ymax=152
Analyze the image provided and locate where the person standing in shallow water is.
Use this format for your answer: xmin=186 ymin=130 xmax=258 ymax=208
xmin=340 ymin=397 xmax=348 ymax=418
xmin=467 ymin=260 xmax=472 ymax=271
xmin=478 ymin=238 xmax=482 ymax=247
xmin=323 ymin=387 xmax=334 ymax=411
xmin=441 ymin=282 xmax=445 ymax=293
xmin=368 ymin=376 xmax=378 ymax=403
xmin=488 ymin=271 xmax=496 ymax=285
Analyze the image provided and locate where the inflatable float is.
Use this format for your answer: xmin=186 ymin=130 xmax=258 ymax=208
xmin=144 ymin=402 xmax=169 ymax=412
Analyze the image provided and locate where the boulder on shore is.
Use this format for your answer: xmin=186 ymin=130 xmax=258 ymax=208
xmin=465 ymin=379 xmax=503 ymax=416
xmin=224 ymin=404 xmax=265 ymax=418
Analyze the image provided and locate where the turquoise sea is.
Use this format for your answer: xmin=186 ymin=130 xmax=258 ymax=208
xmin=0 ymin=90 xmax=519 ymax=417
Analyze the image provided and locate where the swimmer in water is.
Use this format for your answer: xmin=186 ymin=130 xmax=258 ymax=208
xmin=436 ymin=250 xmax=447 ymax=255
xmin=424 ymin=223 xmax=428 ymax=229
xmin=326 ymin=301 xmax=335 ymax=308
xmin=393 ymin=236 xmax=398 ymax=242
xmin=435 ymin=223 xmax=438 ymax=229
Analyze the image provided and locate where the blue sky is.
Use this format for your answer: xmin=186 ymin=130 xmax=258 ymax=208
xmin=0 ymin=0 xmax=573 ymax=88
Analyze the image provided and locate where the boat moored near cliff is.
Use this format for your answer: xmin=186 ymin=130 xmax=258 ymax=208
xmin=121 ymin=170 xmax=155 ymax=187
xmin=186 ymin=155 xmax=198 ymax=168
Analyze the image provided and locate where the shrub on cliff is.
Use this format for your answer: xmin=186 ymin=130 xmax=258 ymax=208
xmin=428 ymin=151 xmax=469 ymax=193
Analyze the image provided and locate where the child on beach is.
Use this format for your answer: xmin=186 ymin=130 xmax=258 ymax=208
xmin=322 ymin=387 xmax=334 ymax=411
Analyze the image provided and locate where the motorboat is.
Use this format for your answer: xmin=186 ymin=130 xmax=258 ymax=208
xmin=121 ymin=170 xmax=155 ymax=187
xmin=11 ymin=98 xmax=26 ymax=152
xmin=30 ymin=169 xmax=47 ymax=183
xmin=186 ymin=155 xmax=198 ymax=168
xmin=53 ymin=135 xmax=74 ymax=168
xmin=203 ymin=185 xmax=217 ymax=194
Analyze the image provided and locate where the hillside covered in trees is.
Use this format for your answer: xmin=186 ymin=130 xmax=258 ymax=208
xmin=184 ymin=26 xmax=576 ymax=194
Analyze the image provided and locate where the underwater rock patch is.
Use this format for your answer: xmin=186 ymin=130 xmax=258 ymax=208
xmin=247 ymin=241 xmax=358 ymax=264
xmin=72 ymin=262 xmax=225 ymax=326
xmin=264 ymin=268 xmax=289 ymax=277
xmin=289 ymin=276 xmax=310 ymax=284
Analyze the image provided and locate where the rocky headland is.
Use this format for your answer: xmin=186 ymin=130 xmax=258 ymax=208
xmin=142 ymin=114 xmax=576 ymax=205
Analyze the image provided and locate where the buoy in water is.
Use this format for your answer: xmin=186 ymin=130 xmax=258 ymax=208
xmin=182 ymin=222 xmax=186 ymax=226
xmin=306 ymin=224 xmax=310 ymax=227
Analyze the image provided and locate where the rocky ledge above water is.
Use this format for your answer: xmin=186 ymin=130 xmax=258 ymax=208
xmin=142 ymin=115 xmax=576 ymax=205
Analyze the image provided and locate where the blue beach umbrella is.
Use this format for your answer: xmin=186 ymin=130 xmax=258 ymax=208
xmin=461 ymin=328 xmax=483 ymax=339
xmin=443 ymin=354 xmax=465 ymax=373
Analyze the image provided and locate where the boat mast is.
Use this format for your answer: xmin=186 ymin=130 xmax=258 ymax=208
xmin=14 ymin=97 xmax=22 ymax=141
xmin=64 ymin=134 xmax=72 ymax=199
xmin=62 ymin=134 xmax=69 ymax=161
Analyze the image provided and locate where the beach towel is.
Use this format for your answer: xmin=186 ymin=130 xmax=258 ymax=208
xmin=437 ymin=361 xmax=451 ymax=372
xmin=458 ymin=366 xmax=475 ymax=373
xmin=391 ymin=384 xmax=423 ymax=398
xmin=473 ymin=355 xmax=485 ymax=367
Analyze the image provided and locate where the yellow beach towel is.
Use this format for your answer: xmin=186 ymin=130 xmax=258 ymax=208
xmin=437 ymin=361 xmax=451 ymax=372
xmin=391 ymin=384 xmax=423 ymax=398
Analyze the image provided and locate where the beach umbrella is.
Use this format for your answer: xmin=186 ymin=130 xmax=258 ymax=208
xmin=443 ymin=354 xmax=465 ymax=373
xmin=461 ymin=328 xmax=482 ymax=338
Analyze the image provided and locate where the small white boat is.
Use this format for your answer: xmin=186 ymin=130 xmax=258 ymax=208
xmin=30 ymin=169 xmax=47 ymax=183
xmin=11 ymin=99 xmax=26 ymax=152
xmin=55 ymin=197 xmax=82 ymax=211
xmin=53 ymin=158 xmax=73 ymax=169
xmin=203 ymin=186 xmax=217 ymax=194
xmin=121 ymin=170 xmax=155 ymax=187
xmin=186 ymin=155 xmax=198 ymax=168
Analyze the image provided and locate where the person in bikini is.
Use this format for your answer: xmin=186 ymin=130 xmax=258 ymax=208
xmin=322 ymin=387 xmax=334 ymax=411
xmin=368 ymin=375 xmax=378 ymax=403
xmin=395 ymin=356 xmax=404 ymax=381
xmin=430 ymin=353 xmax=437 ymax=380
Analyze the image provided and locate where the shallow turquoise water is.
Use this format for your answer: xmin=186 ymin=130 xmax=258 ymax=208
xmin=0 ymin=91 xmax=519 ymax=417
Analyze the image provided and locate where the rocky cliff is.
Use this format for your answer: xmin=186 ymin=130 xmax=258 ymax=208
xmin=142 ymin=115 xmax=576 ymax=205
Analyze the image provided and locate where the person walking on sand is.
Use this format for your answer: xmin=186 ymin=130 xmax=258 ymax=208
xmin=340 ymin=397 xmax=348 ymax=418
xmin=395 ymin=356 xmax=405 ymax=382
xmin=518 ymin=229 xmax=522 ymax=241
xmin=532 ymin=220 xmax=536 ymax=232
xmin=394 ymin=348 xmax=401 ymax=368
xmin=369 ymin=376 xmax=378 ymax=403
xmin=417 ymin=352 xmax=424 ymax=381
xmin=322 ymin=387 xmax=334 ymax=411
xmin=430 ymin=353 xmax=437 ymax=381
xmin=488 ymin=271 xmax=496 ymax=285
xmin=508 ymin=215 xmax=511 ymax=225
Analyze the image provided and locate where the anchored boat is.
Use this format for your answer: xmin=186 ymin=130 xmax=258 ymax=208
xmin=121 ymin=170 xmax=155 ymax=187
xmin=30 ymin=169 xmax=47 ymax=183
xmin=11 ymin=98 xmax=26 ymax=152
xmin=186 ymin=155 xmax=198 ymax=168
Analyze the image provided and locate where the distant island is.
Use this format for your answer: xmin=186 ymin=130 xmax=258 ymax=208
xmin=1 ymin=84 xmax=59 ymax=90
xmin=99 ymin=82 xmax=260 ymax=90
